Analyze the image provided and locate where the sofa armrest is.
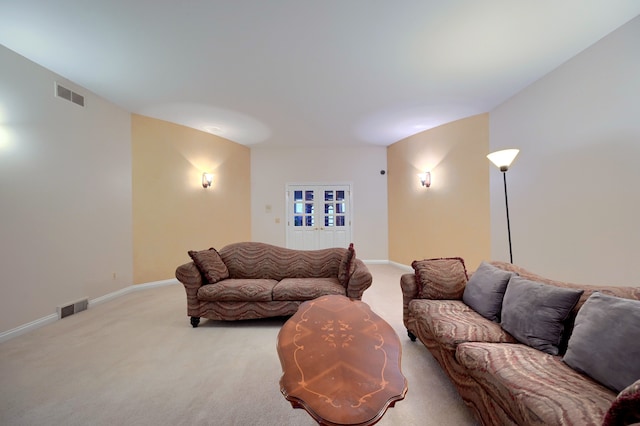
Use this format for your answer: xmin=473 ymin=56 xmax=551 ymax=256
xmin=400 ymin=273 xmax=419 ymax=327
xmin=345 ymin=259 xmax=372 ymax=300
xmin=400 ymin=273 xmax=419 ymax=298
xmin=175 ymin=262 xmax=204 ymax=317
xmin=603 ymin=378 xmax=640 ymax=426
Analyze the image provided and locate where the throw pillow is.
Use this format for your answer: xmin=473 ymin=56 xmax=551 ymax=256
xmin=602 ymin=379 xmax=640 ymax=426
xmin=500 ymin=276 xmax=583 ymax=355
xmin=188 ymin=247 xmax=230 ymax=284
xmin=411 ymin=257 xmax=468 ymax=300
xmin=563 ymin=292 xmax=640 ymax=393
xmin=338 ymin=243 xmax=356 ymax=286
xmin=462 ymin=261 xmax=515 ymax=322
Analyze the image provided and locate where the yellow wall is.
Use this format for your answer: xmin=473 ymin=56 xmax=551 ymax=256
xmin=387 ymin=113 xmax=490 ymax=269
xmin=132 ymin=114 xmax=251 ymax=284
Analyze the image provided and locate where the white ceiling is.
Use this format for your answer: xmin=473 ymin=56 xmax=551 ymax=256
xmin=1 ymin=1 xmax=638 ymax=147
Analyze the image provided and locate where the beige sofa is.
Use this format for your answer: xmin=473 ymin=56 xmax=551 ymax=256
xmin=401 ymin=259 xmax=640 ymax=426
xmin=175 ymin=241 xmax=372 ymax=327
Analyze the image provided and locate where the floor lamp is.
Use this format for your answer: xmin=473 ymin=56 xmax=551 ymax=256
xmin=487 ymin=149 xmax=519 ymax=264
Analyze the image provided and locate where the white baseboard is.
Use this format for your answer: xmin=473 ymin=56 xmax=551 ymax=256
xmin=1 ymin=264 xmax=415 ymax=343
xmin=89 ymin=278 xmax=179 ymax=307
xmin=389 ymin=260 xmax=413 ymax=272
xmin=0 ymin=278 xmax=179 ymax=343
xmin=0 ymin=314 xmax=59 ymax=344
xmin=362 ymin=259 xmax=412 ymax=272
xmin=363 ymin=259 xmax=389 ymax=265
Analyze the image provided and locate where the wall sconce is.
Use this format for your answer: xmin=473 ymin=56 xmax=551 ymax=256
xmin=418 ymin=172 xmax=431 ymax=188
xmin=202 ymin=173 xmax=213 ymax=188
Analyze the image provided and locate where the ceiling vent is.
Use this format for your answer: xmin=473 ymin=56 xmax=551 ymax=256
xmin=55 ymin=82 xmax=85 ymax=107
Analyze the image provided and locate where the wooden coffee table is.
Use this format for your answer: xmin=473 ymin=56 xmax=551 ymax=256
xmin=277 ymin=295 xmax=407 ymax=426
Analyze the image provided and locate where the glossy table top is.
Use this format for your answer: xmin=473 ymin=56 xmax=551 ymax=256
xmin=277 ymin=295 xmax=407 ymax=426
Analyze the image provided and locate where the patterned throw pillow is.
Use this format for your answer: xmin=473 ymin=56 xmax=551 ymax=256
xmin=603 ymin=379 xmax=640 ymax=426
xmin=188 ymin=247 xmax=230 ymax=284
xmin=338 ymin=243 xmax=356 ymax=286
xmin=411 ymin=257 xmax=468 ymax=300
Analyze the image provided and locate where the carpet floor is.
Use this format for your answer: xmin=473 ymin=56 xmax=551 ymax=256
xmin=0 ymin=263 xmax=478 ymax=426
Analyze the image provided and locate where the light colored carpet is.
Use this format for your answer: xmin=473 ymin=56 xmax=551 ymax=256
xmin=0 ymin=264 xmax=478 ymax=426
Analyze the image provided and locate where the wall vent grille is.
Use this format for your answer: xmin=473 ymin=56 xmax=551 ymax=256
xmin=57 ymin=298 xmax=89 ymax=319
xmin=55 ymin=82 xmax=85 ymax=107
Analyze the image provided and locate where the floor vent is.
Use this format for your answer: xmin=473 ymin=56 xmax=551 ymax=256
xmin=55 ymin=82 xmax=85 ymax=107
xmin=57 ymin=298 xmax=89 ymax=319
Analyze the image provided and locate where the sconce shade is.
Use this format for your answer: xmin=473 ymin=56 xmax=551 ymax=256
xmin=487 ymin=149 xmax=519 ymax=172
xmin=418 ymin=172 xmax=431 ymax=188
xmin=202 ymin=173 xmax=213 ymax=188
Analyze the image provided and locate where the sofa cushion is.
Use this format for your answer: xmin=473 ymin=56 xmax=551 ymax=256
xmin=188 ymin=248 xmax=230 ymax=284
xmin=219 ymin=242 xmax=342 ymax=280
xmin=273 ymin=278 xmax=346 ymax=301
xmin=456 ymin=342 xmax=616 ymax=425
xmin=408 ymin=299 xmax=517 ymax=352
xmin=500 ymin=276 xmax=583 ymax=355
xmin=411 ymin=257 xmax=468 ymax=300
xmin=563 ymin=292 xmax=640 ymax=393
xmin=337 ymin=243 xmax=356 ymax=286
xmin=463 ymin=261 xmax=515 ymax=322
xmin=197 ymin=279 xmax=278 ymax=302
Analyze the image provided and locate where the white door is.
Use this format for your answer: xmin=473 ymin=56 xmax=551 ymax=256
xmin=286 ymin=184 xmax=352 ymax=250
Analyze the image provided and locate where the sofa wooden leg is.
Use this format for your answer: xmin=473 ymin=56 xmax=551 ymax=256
xmin=407 ymin=330 xmax=417 ymax=341
xmin=190 ymin=317 xmax=200 ymax=328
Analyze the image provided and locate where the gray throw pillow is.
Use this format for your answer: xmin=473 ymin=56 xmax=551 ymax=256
xmin=462 ymin=261 xmax=515 ymax=322
xmin=500 ymin=276 xmax=583 ymax=355
xmin=563 ymin=292 xmax=640 ymax=393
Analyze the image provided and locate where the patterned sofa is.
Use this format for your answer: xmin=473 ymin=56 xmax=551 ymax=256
xmin=175 ymin=241 xmax=372 ymax=327
xmin=401 ymin=259 xmax=640 ymax=426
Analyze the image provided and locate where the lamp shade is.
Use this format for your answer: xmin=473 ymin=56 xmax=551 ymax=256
xmin=417 ymin=172 xmax=431 ymax=188
xmin=202 ymin=173 xmax=213 ymax=188
xmin=487 ymin=149 xmax=519 ymax=172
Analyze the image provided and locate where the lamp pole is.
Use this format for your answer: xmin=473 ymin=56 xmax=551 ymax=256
xmin=487 ymin=149 xmax=519 ymax=264
xmin=502 ymin=171 xmax=513 ymax=264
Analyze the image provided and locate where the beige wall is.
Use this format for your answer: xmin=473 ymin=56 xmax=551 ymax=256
xmin=0 ymin=45 xmax=133 ymax=334
xmin=489 ymin=16 xmax=640 ymax=285
xmin=5 ymin=16 xmax=636 ymax=336
xmin=250 ymin=146 xmax=389 ymax=261
xmin=387 ymin=113 xmax=491 ymax=269
xmin=132 ymin=115 xmax=251 ymax=284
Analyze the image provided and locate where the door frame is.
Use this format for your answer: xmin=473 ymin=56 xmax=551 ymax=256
xmin=285 ymin=182 xmax=353 ymax=250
